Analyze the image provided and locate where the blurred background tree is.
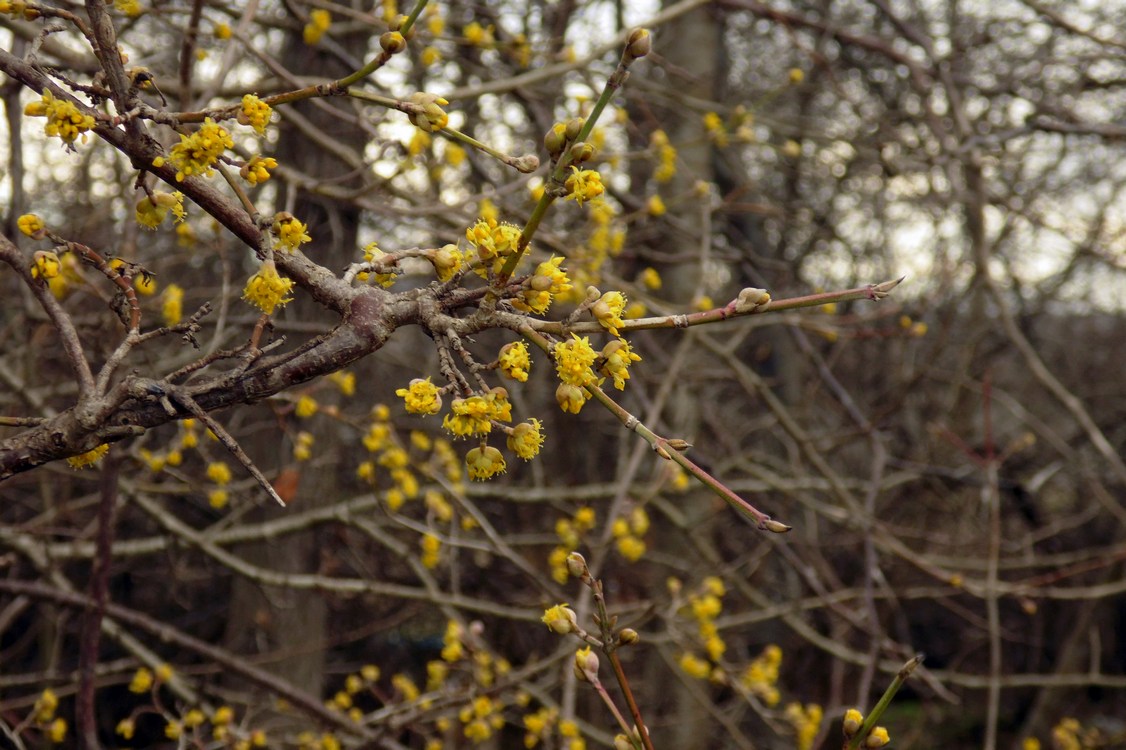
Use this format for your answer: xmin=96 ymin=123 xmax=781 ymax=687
xmin=2 ymin=0 xmax=1125 ymax=749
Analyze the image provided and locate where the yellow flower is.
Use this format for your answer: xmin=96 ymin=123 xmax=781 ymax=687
xmin=646 ymin=194 xmax=666 ymax=216
xmin=428 ymin=243 xmax=464 ymax=281
xmin=294 ymin=395 xmax=318 ymax=418
xmin=169 ymin=118 xmax=233 ymax=181
xmin=129 ymin=667 xmax=154 ymax=693
xmin=240 ymin=155 xmax=278 ymax=185
xmin=135 ymin=191 xmax=185 ymax=229
xmin=615 ymin=535 xmax=646 ymax=562
xmin=789 ymin=67 xmax=805 ymax=84
xmin=33 ymin=689 xmax=58 ymax=723
xmin=31 ymin=251 xmax=61 ymax=281
xmin=418 ymin=532 xmax=441 ymax=568
xmin=866 ymin=726 xmax=890 ymax=748
xmin=18 ymin=213 xmax=44 ymax=236
xmin=48 ymin=718 xmax=67 ymax=743
xmin=116 ymin=718 xmax=135 ymax=739
xmin=206 ymin=461 xmax=232 ymax=485
xmin=507 ymin=419 xmax=544 ymax=460
xmin=273 ymin=213 xmax=311 ymax=252
xmin=600 ymin=339 xmax=641 ymax=391
xmin=303 ymin=8 xmax=331 ymax=44
xmin=161 ymin=284 xmax=184 ymax=326
xmin=678 ymin=652 xmax=711 ymax=679
xmin=407 ymin=92 xmax=450 ymax=132
xmin=242 ymin=261 xmax=294 ymax=314
xmin=554 ymin=334 xmax=597 ymax=386
xmin=67 ymin=444 xmax=109 ymax=469
xmin=555 ymin=383 xmax=588 ymax=414
xmin=25 ymin=90 xmax=96 ymax=145
xmin=213 ymin=22 xmax=231 ymax=39
xmin=564 ymin=167 xmax=604 ymax=207
xmin=209 ymin=489 xmax=229 ymax=508
xmin=541 ymin=603 xmax=578 ymax=634
xmin=239 ymin=94 xmax=273 ymax=134
xmin=465 ymin=445 xmax=506 ymax=480
xmin=591 ymin=291 xmax=627 ymax=336
xmin=396 ymin=378 xmax=442 ymax=415
xmin=134 ymin=274 xmax=157 ymax=296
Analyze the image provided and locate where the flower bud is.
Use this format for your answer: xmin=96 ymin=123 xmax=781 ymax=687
xmin=545 ymin=123 xmax=567 ymax=158
xmin=570 ymin=141 xmax=595 ymax=163
xmin=574 ymin=646 xmax=599 ymax=679
xmin=380 ymin=31 xmax=406 ymax=54
xmin=842 ymin=709 xmax=863 ymax=738
xmin=566 ymin=551 xmax=588 ymax=579
xmin=614 ymin=735 xmax=633 ymax=750
xmin=564 ymin=117 xmax=585 ymax=141
xmin=618 ymin=628 xmax=640 ymax=646
xmin=865 ymin=727 xmax=890 ymax=748
xmin=626 ymin=28 xmax=651 ymax=59
xmin=512 ymin=154 xmax=540 ymax=173
xmin=734 ymin=287 xmax=771 ymax=313
xmin=541 ymin=604 xmax=578 ymax=634
xmin=762 ymin=518 xmax=792 ymax=534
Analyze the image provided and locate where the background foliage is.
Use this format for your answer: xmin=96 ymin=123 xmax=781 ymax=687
xmin=2 ymin=1 xmax=1125 ymax=749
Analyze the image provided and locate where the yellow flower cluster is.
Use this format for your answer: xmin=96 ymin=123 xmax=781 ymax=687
xmin=460 ymin=695 xmax=505 ymax=744
xmin=784 ymin=703 xmax=823 ymax=750
xmin=428 ymin=243 xmax=464 ymax=281
xmin=238 ymin=94 xmax=273 ymax=134
xmin=135 ymin=191 xmax=185 ymax=228
xmin=703 ymin=111 xmax=728 ymax=147
xmin=273 ymin=213 xmax=312 ymax=252
xmin=240 ymin=155 xmax=278 ymax=185
xmin=66 ymin=443 xmax=109 ymax=469
xmin=599 ymin=338 xmax=641 ymax=391
xmin=611 ymin=506 xmax=648 ymax=562
xmin=162 ymin=284 xmax=184 ymax=326
xmin=357 ymin=242 xmax=396 ymax=286
xmin=442 ymin=393 xmax=496 ymax=437
xmin=590 ymin=290 xmax=626 ymax=335
xmin=407 ymin=92 xmax=450 ymax=132
xmin=462 ymin=21 xmax=495 ymax=48
xmin=564 ymin=167 xmax=604 ymax=207
xmin=523 ymin=706 xmax=559 ymax=748
xmin=513 ymin=256 xmax=572 ymax=314
xmin=303 ymin=8 xmax=331 ymax=45
xmin=18 ymin=213 xmax=44 ymax=236
xmin=34 ymin=687 xmax=68 ymax=741
xmin=293 ymin=431 xmax=314 ymax=461
xmin=541 ymin=603 xmax=578 ymax=633
xmin=24 ymin=90 xmax=96 ymax=145
xmin=651 ymin=129 xmax=677 ymax=183
xmin=739 ymin=643 xmax=782 ymax=706
xmin=497 ymin=341 xmax=531 ymax=382
xmin=548 ymin=507 xmax=595 ymax=583
xmin=465 ymin=216 xmax=522 ymax=276
xmin=397 ymin=377 xmax=442 ymax=415
xmin=465 ymin=445 xmax=505 ymax=480
xmin=554 ymin=335 xmax=597 ymax=387
xmin=242 ymin=261 xmax=294 ymax=314
xmin=168 ymin=118 xmax=233 ymax=181
xmin=506 ymin=418 xmax=543 ymax=460
xmin=31 ymin=251 xmax=61 ymax=282
xmin=420 ymin=532 xmax=441 ymax=568
xmin=295 ymin=394 xmax=318 ymax=418
xmin=356 ymin=407 xmax=422 ymax=510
